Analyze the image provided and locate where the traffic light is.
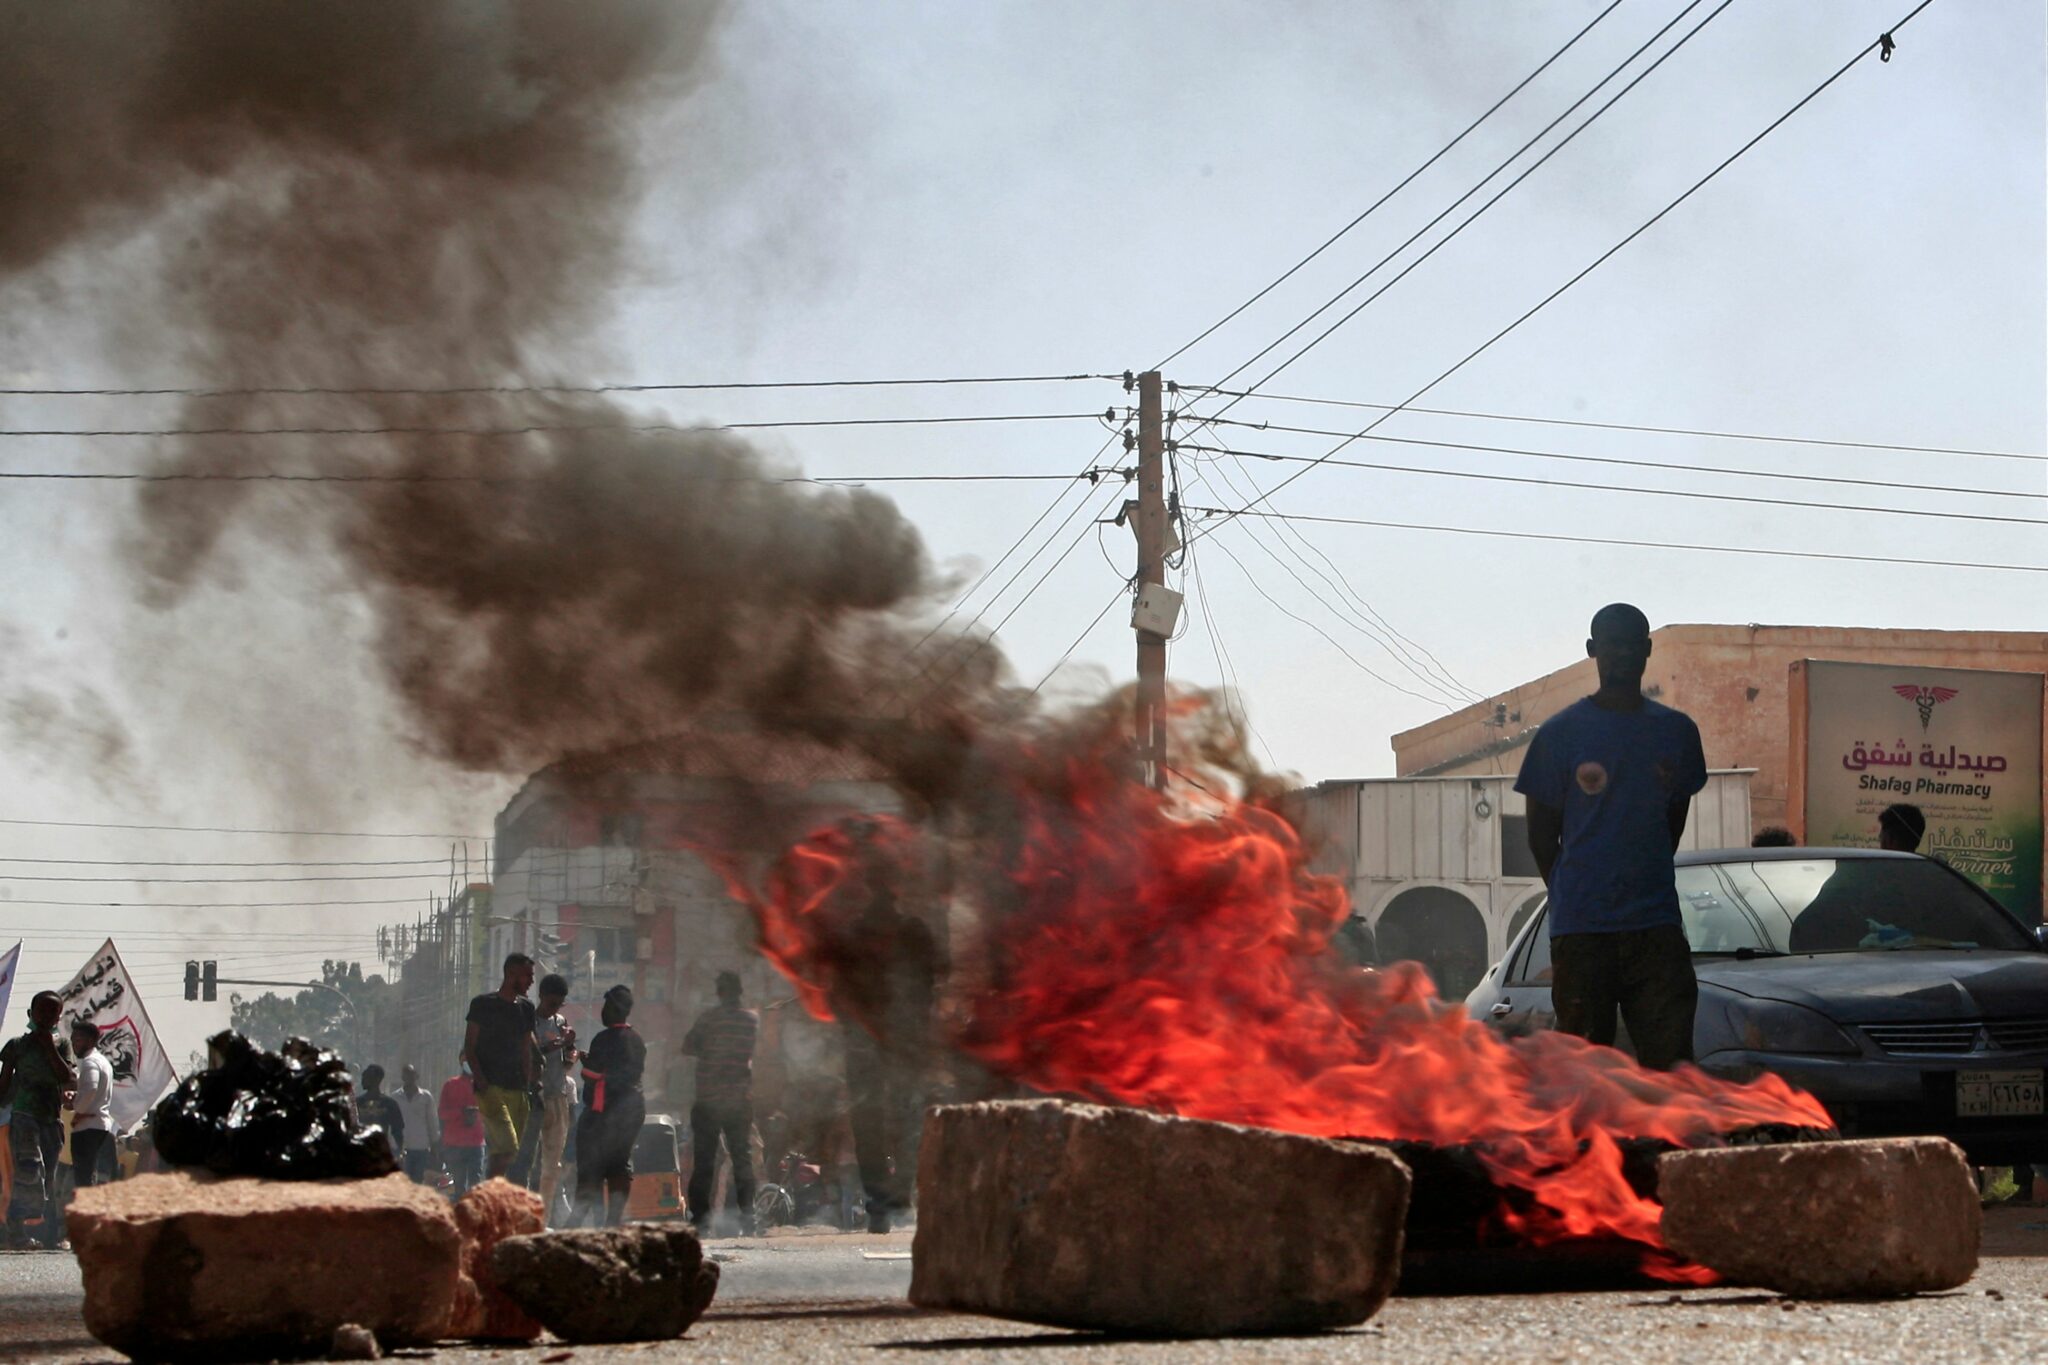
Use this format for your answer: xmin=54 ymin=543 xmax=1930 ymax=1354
xmin=184 ymin=961 xmax=199 ymax=1001
xmin=202 ymin=960 xmax=217 ymax=1002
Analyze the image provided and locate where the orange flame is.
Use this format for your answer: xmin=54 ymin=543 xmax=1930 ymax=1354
xmin=725 ymin=732 xmax=1830 ymax=1275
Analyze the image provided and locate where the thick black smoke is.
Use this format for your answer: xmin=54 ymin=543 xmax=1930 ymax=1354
xmin=0 ymin=1 xmax=1023 ymax=790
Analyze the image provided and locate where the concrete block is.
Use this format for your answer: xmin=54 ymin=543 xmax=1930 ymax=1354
xmin=909 ymin=1099 xmax=1411 ymax=1335
xmin=68 ymin=1170 xmax=461 ymax=1361
xmin=492 ymin=1224 xmax=721 ymax=1343
xmin=447 ymin=1179 xmax=546 ymax=1341
xmin=1658 ymin=1137 xmax=1980 ymax=1297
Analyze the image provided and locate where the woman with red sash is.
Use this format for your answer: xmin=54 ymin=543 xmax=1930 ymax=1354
xmin=572 ymin=985 xmax=646 ymax=1227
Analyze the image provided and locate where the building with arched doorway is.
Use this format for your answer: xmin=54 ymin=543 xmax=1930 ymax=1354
xmin=1292 ymin=771 xmax=1754 ymax=1001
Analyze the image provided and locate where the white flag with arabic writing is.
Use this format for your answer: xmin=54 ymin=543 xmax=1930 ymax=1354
xmin=0 ymin=938 xmax=18 ymax=1126
xmin=0 ymin=940 xmax=19 ymax=1036
xmin=57 ymin=939 xmax=177 ymax=1132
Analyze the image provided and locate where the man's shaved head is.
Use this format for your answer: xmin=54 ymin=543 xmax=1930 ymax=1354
xmin=1589 ymin=603 xmax=1651 ymax=642
xmin=1585 ymin=603 xmax=1652 ymax=698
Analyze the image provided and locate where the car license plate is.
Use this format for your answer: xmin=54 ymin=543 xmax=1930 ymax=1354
xmin=1956 ymin=1069 xmax=2046 ymax=1118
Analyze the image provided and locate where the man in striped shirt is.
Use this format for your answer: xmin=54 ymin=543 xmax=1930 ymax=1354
xmin=682 ymin=971 xmax=758 ymax=1235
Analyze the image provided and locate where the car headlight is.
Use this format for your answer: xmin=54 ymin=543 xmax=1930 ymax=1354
xmin=1722 ymin=998 xmax=1859 ymax=1055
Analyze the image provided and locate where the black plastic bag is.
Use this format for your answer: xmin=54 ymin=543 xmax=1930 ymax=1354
xmin=151 ymin=1030 xmax=398 ymax=1179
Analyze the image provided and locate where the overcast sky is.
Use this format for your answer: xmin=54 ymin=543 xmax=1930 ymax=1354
xmin=1 ymin=0 xmax=2041 ymax=1067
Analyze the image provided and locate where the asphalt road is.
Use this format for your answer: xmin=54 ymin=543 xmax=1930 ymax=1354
xmin=7 ymin=1214 xmax=2048 ymax=1363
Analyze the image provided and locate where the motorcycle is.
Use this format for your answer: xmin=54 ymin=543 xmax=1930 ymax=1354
xmin=753 ymin=1149 xmax=836 ymax=1230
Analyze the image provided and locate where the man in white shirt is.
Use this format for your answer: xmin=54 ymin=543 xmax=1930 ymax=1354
xmin=392 ymin=1064 xmax=441 ymax=1184
xmin=66 ymin=1020 xmax=116 ymax=1189
xmin=533 ymin=974 xmax=578 ymax=1224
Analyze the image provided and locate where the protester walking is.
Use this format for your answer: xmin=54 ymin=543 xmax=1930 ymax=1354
xmin=66 ymin=1020 xmax=115 ymax=1191
xmin=683 ymin=971 xmax=758 ymax=1235
xmin=574 ymin=985 xmax=646 ymax=1228
xmin=463 ymin=953 xmax=538 ymax=1180
xmin=0 ymin=991 xmax=75 ymax=1248
xmin=533 ymin=974 xmax=578 ymax=1223
xmin=355 ymin=1064 xmax=406 ymax=1162
xmin=438 ymin=1064 xmax=486 ymax=1196
xmin=834 ymin=870 xmax=936 ymax=1233
xmin=391 ymin=1064 xmax=440 ymax=1184
xmin=1516 ymin=603 xmax=1708 ymax=1071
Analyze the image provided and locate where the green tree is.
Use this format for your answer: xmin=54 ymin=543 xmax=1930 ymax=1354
xmin=228 ymin=960 xmax=395 ymax=1065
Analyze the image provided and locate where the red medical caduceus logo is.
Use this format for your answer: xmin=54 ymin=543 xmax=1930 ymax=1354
xmin=1893 ymin=683 xmax=1959 ymax=732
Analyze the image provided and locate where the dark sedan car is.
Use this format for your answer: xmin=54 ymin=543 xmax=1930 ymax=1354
xmin=1465 ymin=847 xmax=2048 ymax=1162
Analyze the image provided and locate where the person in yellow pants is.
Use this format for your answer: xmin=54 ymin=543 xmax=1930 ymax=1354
xmin=463 ymin=954 xmax=538 ymax=1180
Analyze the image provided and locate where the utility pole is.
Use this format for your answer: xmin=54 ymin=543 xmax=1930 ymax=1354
xmin=1134 ymin=370 xmax=1168 ymax=789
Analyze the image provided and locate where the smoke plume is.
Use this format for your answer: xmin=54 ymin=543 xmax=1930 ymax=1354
xmin=0 ymin=0 xmax=1020 ymax=792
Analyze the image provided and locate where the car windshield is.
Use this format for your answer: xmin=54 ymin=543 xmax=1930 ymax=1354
xmin=1677 ymin=857 xmax=2033 ymax=955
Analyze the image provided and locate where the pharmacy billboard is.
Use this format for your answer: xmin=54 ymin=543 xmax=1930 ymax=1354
xmin=1790 ymin=660 xmax=2044 ymax=922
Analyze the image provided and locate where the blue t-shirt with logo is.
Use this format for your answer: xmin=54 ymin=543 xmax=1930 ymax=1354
xmin=1513 ymin=696 xmax=1708 ymax=936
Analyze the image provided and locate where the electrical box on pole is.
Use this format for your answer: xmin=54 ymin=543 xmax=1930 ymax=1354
xmin=1133 ymin=370 xmax=1168 ymax=789
xmin=1130 ymin=582 xmax=1183 ymax=636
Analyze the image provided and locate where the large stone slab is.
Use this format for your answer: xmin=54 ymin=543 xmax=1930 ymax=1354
xmin=1658 ymin=1137 xmax=1979 ymax=1297
xmin=909 ymin=1099 xmax=1411 ymax=1335
xmin=447 ymin=1179 xmax=545 ymax=1341
xmin=68 ymin=1170 xmax=461 ymax=1361
xmin=492 ymin=1224 xmax=721 ymax=1343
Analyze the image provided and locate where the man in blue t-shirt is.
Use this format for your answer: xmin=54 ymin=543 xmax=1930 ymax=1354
xmin=1513 ymin=603 xmax=1708 ymax=1069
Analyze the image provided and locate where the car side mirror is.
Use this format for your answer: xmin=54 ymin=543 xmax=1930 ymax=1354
xmin=2034 ymin=924 xmax=2048 ymax=950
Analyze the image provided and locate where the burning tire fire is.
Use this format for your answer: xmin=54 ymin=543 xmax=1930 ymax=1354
xmin=725 ymin=704 xmax=1836 ymax=1283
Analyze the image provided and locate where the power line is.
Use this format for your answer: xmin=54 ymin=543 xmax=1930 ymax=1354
xmin=1183 ymin=505 xmax=2045 ymax=576
xmin=1180 ymin=441 xmax=2048 ymax=529
xmin=1191 ymin=0 xmax=1941 ymax=545
xmin=1186 ymin=450 xmax=1479 ymax=704
xmin=0 ymin=856 xmax=457 ymax=868
xmin=922 ymin=478 xmax=1133 ymax=704
xmin=1029 ymin=584 xmax=1128 ymax=695
xmin=888 ymin=463 xmax=1133 ymax=710
xmin=1152 ymin=0 xmax=1629 ymax=369
xmin=0 ymin=468 xmax=1095 ymax=487
xmin=0 ymin=929 xmax=388 ymax=941
xmin=1165 ymin=0 xmax=1736 ymax=604
xmin=0 ymin=412 xmax=1109 ymax=439
xmin=1181 ymin=535 xmax=1278 ymax=770
xmin=0 ymin=373 xmax=1120 ymax=398
xmin=0 ymin=933 xmax=389 ymax=945
xmin=980 ymin=481 xmax=1133 ymax=641
xmin=1172 ymin=397 xmax=1481 ymax=705
xmin=921 ymin=430 xmax=1127 ymax=641
xmin=0 ymin=871 xmax=449 ymax=884
xmin=777 ymin=424 xmax=1131 ymax=715
xmin=0 ymin=816 xmax=484 ymax=839
xmin=1177 ymin=387 xmax=2048 ymax=466
xmin=887 ymin=419 xmax=1137 ymax=710
xmin=1180 ymin=418 xmax=2048 ymax=500
xmin=1182 ymin=450 xmax=1477 ymax=705
xmin=0 ymin=896 xmax=427 ymax=908
xmin=122 ymin=953 xmax=380 ymax=982
xmin=1189 ymin=0 xmax=1732 ymax=419
xmin=1202 ymin=528 xmax=1469 ymax=705
xmin=123 ymin=950 xmax=368 ymax=971
xmin=1265 ymin=519 xmax=1481 ymax=701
